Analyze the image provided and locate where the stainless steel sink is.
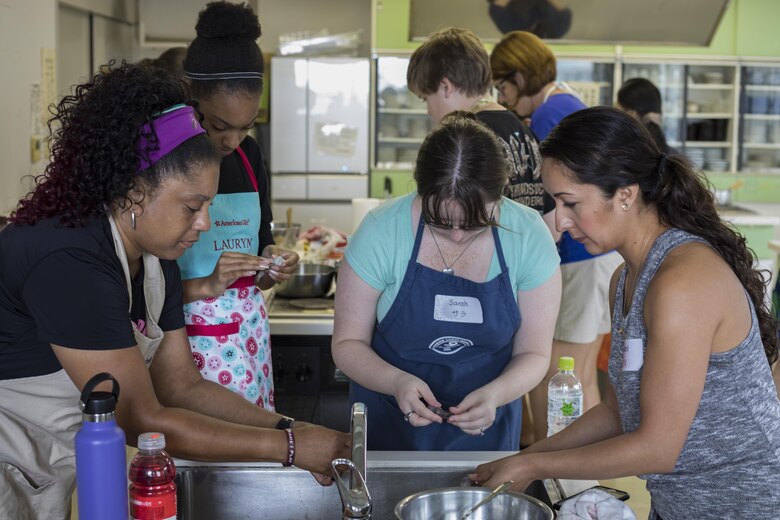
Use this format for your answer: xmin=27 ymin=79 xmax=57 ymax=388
xmin=174 ymin=452 xmax=553 ymax=520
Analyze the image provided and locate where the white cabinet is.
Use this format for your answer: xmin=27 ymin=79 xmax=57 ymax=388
xmin=270 ymin=56 xmax=370 ymax=175
xmin=271 ymin=175 xmax=307 ymax=200
xmin=270 ymin=58 xmax=308 ymax=173
xmin=272 ymin=175 xmax=368 ymax=201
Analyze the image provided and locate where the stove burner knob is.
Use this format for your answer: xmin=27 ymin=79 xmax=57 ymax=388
xmin=295 ymin=362 xmax=314 ymax=383
xmin=274 ymin=360 xmax=285 ymax=384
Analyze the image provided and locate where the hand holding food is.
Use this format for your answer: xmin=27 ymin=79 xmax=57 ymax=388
xmin=392 ymin=373 xmax=445 ymax=426
xmin=208 ymin=251 xmax=272 ymax=296
xmin=448 ymin=387 xmax=498 ymax=436
xmin=260 ymin=245 xmax=300 ymax=284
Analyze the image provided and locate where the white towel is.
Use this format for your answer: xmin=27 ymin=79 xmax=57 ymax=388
xmin=558 ymin=488 xmax=637 ymax=520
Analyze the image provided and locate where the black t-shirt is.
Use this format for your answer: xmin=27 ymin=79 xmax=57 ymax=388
xmin=0 ymin=215 xmax=185 ymax=379
xmin=218 ymin=136 xmax=275 ymax=253
xmin=476 ymin=110 xmax=555 ymax=215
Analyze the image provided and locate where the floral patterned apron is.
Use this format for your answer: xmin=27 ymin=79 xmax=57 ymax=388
xmin=177 ymin=147 xmax=274 ymax=409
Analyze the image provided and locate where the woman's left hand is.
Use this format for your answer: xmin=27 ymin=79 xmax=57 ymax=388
xmin=468 ymin=453 xmax=533 ymax=492
xmin=447 ymin=387 xmax=498 ymax=436
xmin=260 ymin=245 xmax=299 ymax=284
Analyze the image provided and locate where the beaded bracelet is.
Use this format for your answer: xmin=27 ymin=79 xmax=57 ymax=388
xmin=282 ymin=428 xmax=295 ymax=467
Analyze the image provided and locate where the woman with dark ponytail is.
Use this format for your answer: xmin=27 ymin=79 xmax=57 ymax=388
xmin=617 ymin=77 xmax=671 ymax=153
xmin=179 ymin=2 xmax=298 ymax=410
xmin=472 ymin=106 xmax=780 ymax=519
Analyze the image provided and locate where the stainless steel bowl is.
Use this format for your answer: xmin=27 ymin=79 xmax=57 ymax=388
xmin=274 ymin=263 xmax=335 ymax=298
xmin=395 ymin=487 xmax=553 ymax=520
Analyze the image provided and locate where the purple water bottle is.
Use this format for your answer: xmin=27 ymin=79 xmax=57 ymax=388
xmin=74 ymin=372 xmax=129 ymax=520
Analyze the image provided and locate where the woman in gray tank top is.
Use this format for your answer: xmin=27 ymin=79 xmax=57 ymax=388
xmin=471 ymin=106 xmax=780 ymax=519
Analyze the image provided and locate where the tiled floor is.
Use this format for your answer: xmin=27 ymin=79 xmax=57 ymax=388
xmin=600 ymin=476 xmax=652 ymax=519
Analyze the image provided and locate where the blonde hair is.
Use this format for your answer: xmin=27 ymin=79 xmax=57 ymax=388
xmin=490 ymin=31 xmax=556 ymax=97
xmin=407 ymin=27 xmax=491 ymax=97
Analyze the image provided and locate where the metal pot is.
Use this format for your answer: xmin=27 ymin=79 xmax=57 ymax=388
xmin=395 ymin=487 xmax=553 ymax=520
xmin=274 ymin=263 xmax=335 ymax=298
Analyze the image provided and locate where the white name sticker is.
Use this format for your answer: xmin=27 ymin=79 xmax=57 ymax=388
xmin=623 ymin=338 xmax=644 ymax=371
xmin=433 ymin=295 xmax=484 ymax=324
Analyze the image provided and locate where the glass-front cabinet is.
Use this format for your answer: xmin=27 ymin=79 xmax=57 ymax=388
xmin=621 ymin=62 xmax=686 ymax=146
xmin=740 ymin=65 xmax=780 ymax=173
xmin=369 ymin=56 xmax=780 ymax=188
xmin=374 ymin=56 xmax=433 ymax=170
xmin=557 ymin=59 xmax=615 ymax=107
xmin=622 ymin=62 xmax=738 ymax=172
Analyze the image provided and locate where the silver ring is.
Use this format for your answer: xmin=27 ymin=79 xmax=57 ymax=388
xmin=404 ymin=411 xmax=415 ymax=422
xmin=479 ymin=428 xmax=485 ymax=436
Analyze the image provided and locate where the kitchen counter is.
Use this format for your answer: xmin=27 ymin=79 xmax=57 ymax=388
xmin=266 ymin=290 xmax=335 ymax=336
xmin=717 ymin=203 xmax=780 ymax=227
xmin=265 ymin=202 xmax=780 ymax=330
xmin=716 ymin=203 xmax=780 ymax=261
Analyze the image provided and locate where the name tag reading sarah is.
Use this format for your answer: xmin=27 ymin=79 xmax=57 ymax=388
xmin=433 ymin=295 xmax=484 ymax=324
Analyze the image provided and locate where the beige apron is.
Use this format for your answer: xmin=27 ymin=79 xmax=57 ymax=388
xmin=0 ymin=214 xmax=166 ymax=519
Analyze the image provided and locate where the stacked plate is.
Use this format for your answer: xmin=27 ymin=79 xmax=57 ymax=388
xmin=686 ymin=148 xmax=706 ymax=169
xmin=707 ymin=159 xmax=729 ymax=172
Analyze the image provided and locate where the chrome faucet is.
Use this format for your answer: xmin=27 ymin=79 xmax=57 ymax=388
xmin=332 ymin=403 xmax=371 ymax=519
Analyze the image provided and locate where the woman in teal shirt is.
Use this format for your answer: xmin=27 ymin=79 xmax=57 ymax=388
xmin=333 ymin=113 xmax=561 ymax=450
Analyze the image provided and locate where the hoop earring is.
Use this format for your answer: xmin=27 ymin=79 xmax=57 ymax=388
xmin=621 ymin=203 xmax=629 ymax=211
xmin=131 ymin=209 xmax=137 ymax=230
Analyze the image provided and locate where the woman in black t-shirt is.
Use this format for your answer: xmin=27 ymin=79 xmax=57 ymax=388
xmin=0 ymin=63 xmax=347 ymax=518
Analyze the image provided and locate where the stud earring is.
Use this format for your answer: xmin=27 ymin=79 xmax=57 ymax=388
xmin=131 ymin=209 xmax=137 ymax=230
xmin=621 ymin=203 xmax=629 ymax=210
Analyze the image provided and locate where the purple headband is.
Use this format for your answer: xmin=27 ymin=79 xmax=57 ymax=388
xmin=137 ymin=104 xmax=206 ymax=171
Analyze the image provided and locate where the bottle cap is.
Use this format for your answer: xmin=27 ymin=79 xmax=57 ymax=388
xmin=138 ymin=432 xmax=166 ymax=452
xmin=79 ymin=372 xmax=119 ymax=416
xmin=558 ymin=356 xmax=575 ymax=371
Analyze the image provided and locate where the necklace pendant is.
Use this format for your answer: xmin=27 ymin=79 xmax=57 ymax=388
xmin=442 ymin=267 xmax=454 ymax=275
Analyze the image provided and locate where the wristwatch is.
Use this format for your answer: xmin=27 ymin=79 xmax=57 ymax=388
xmin=275 ymin=415 xmax=295 ymax=430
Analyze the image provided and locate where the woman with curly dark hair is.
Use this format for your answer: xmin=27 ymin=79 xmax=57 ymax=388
xmin=471 ymin=107 xmax=780 ymax=519
xmin=177 ymin=1 xmax=298 ymax=410
xmin=0 ymin=63 xmax=348 ymax=518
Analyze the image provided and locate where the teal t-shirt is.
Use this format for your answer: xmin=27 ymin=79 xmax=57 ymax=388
xmin=345 ymin=192 xmax=560 ymax=322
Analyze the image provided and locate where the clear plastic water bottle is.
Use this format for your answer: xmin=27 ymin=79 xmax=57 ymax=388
xmin=74 ymin=372 xmax=129 ymax=520
xmin=547 ymin=356 xmax=583 ymax=437
xmin=128 ymin=432 xmax=177 ymax=520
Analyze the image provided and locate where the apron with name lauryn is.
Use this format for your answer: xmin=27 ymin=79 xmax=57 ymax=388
xmin=178 ymin=147 xmax=274 ymax=409
xmin=0 ymin=213 xmax=165 ymax=519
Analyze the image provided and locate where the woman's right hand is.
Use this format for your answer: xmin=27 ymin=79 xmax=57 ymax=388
xmin=391 ymin=373 xmax=444 ymax=426
xmin=292 ymin=424 xmax=351 ymax=475
xmin=205 ymin=252 xmax=271 ymax=296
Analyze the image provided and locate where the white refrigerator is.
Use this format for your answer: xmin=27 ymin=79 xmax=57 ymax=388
xmin=270 ymin=57 xmax=370 ymax=232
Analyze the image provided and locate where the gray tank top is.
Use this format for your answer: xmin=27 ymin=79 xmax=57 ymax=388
xmin=609 ymin=228 xmax=780 ymax=520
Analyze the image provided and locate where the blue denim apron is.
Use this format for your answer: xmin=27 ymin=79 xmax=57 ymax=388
xmin=350 ymin=215 xmax=522 ymax=450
